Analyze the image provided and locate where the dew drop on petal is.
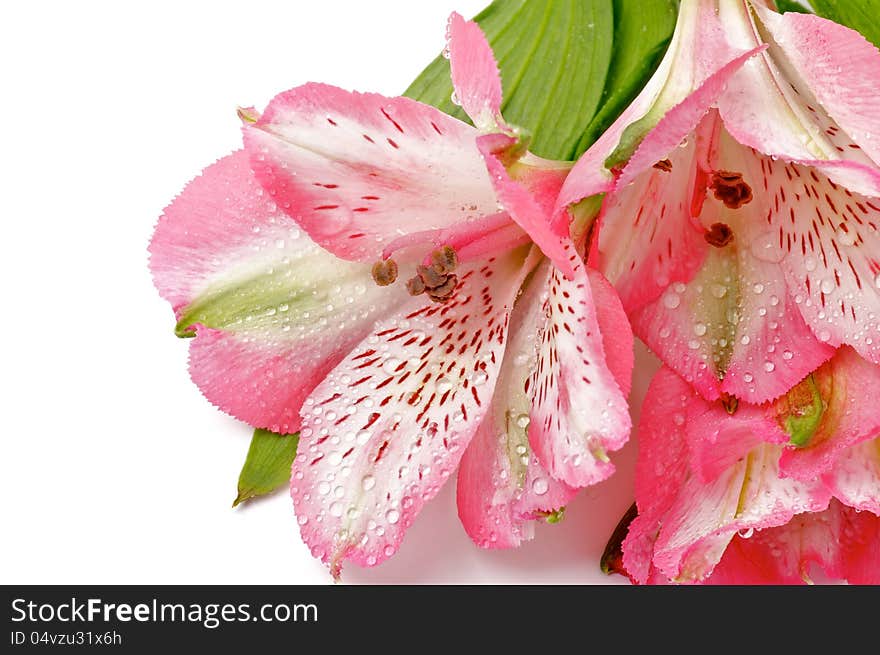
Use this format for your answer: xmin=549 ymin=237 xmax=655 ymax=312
xmin=532 ymin=478 xmax=549 ymax=495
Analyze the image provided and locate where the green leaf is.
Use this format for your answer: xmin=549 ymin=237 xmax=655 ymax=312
xmin=233 ymin=428 xmax=299 ymax=507
xmin=405 ymin=0 xmax=677 ymax=160
xmin=774 ymin=0 xmax=812 ymax=13
xmin=577 ymin=0 xmax=678 ymax=155
xmin=811 ymin=0 xmax=880 ymax=48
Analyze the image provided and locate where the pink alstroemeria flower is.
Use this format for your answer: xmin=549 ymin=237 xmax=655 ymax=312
xmin=150 ymin=13 xmax=633 ymax=575
xmin=620 ymin=348 xmax=880 ymax=584
xmin=557 ymin=0 xmax=880 ymax=405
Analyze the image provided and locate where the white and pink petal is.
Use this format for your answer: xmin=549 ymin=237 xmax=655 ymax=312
xmin=149 ymin=152 xmax=408 ymax=433
xmin=527 ymin=255 xmax=633 ymax=489
xmin=290 ymin=247 xmax=536 ymax=574
xmin=244 ymin=83 xmax=497 ymax=262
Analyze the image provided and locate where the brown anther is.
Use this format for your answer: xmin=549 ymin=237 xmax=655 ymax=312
xmin=405 ymin=275 xmax=426 ymax=296
xmin=417 ymin=263 xmax=447 ymax=288
xmin=430 ymin=245 xmax=459 ymax=275
xmin=710 ymin=170 xmax=753 ymax=208
xmin=704 ymin=222 xmax=734 ymax=248
xmin=653 ymin=158 xmax=673 ymax=173
xmin=600 ymin=503 xmax=639 ymax=579
xmin=720 ymin=392 xmax=739 ymax=415
xmin=425 ymin=274 xmax=458 ymax=303
xmin=371 ymin=258 xmax=398 ymax=286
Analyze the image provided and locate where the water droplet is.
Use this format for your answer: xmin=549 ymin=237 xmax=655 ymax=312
xmin=738 ymin=527 xmax=754 ymax=539
xmin=752 ymin=283 xmax=765 ymax=294
xmin=450 ymin=90 xmax=461 ymax=106
xmin=783 ymin=350 xmax=793 ymax=360
xmin=471 ymin=371 xmax=489 ymax=386
xmin=532 ymin=478 xmax=549 ymax=495
xmin=663 ymin=292 xmax=681 ymax=309
xmin=361 ymin=475 xmax=376 ymax=491
xmin=764 ymin=361 xmax=776 ymax=372
xmin=693 ymin=322 xmax=708 ymax=336
xmin=382 ymin=358 xmax=402 ymax=374
xmin=435 ymin=377 xmax=453 ymax=393
xmin=386 ymin=509 xmax=400 ymax=524
xmin=818 ymin=329 xmax=832 ymax=342
xmin=515 ymin=413 xmax=530 ymax=428
xmin=743 ymin=373 xmax=754 ymax=383
xmin=710 ymin=284 xmax=728 ymax=298
xmin=740 ymin=335 xmax=751 ymax=345
xmin=329 ymin=502 xmax=343 ymax=517
xmin=836 ymin=226 xmax=855 ymax=246
xmin=820 ymin=278 xmax=835 ymax=294
xmin=317 ymin=481 xmax=331 ymax=496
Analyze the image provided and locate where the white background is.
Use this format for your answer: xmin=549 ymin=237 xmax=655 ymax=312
xmin=0 ymin=0 xmax=659 ymax=584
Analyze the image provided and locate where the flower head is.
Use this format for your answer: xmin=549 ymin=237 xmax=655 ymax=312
xmin=150 ymin=13 xmax=634 ymax=575
xmin=619 ymin=349 xmax=880 ymax=584
xmin=557 ymin=0 xmax=880 ymax=404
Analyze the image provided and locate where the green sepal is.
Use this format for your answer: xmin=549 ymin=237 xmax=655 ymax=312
xmin=233 ymin=428 xmax=300 ymax=507
xmin=782 ymin=375 xmax=825 ymax=448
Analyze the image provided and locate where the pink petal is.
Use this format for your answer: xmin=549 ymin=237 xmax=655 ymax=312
xmin=616 ymin=46 xmax=766 ymax=190
xmin=149 ymin=152 xmax=408 ymax=432
xmin=446 ymin=12 xmax=503 ymax=132
xmin=736 ymin=149 xmax=880 ymax=365
xmin=527 ymin=254 xmax=633 ymax=488
xmin=244 ymin=83 xmax=498 ymax=262
xmin=685 ymin=398 xmax=788 ymax=484
xmin=457 ymin=258 xmax=577 ymax=549
xmin=477 ymin=133 xmax=575 ymax=278
xmin=827 ymin=439 xmax=880 ymax=515
xmin=622 ymin=367 xmax=696 ymax=584
xmin=709 ymin=500 xmax=880 ymax=585
xmin=290 ymin=248 xmax=536 ymax=574
xmin=715 ymin=4 xmax=880 ymax=197
xmin=779 ymin=348 xmax=880 ymax=482
xmin=589 ymin=268 xmax=635 ymax=397
xmin=552 ymin=0 xmax=757 ymax=229
xmin=593 ymin=134 xmax=708 ymax=315
xmin=623 ymin=367 xmax=830 ymax=583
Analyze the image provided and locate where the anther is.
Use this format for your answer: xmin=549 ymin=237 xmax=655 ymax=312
xmin=710 ymin=170 xmax=753 ymax=208
xmin=653 ymin=159 xmax=673 ymax=173
xmin=720 ymin=392 xmax=739 ymax=415
xmin=705 ymin=222 xmax=734 ymax=248
xmin=430 ymin=245 xmax=458 ymax=275
xmin=371 ymin=258 xmax=398 ymax=286
xmin=406 ymin=275 xmax=426 ymax=296
xmin=425 ymin=274 xmax=458 ymax=303
xmin=416 ymin=264 xmax=445 ymax=288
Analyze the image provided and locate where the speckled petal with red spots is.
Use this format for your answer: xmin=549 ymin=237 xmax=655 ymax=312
xmin=593 ymin=135 xmax=709 ymax=314
xmin=717 ymin=2 xmax=880 ymax=198
xmin=527 ymin=254 xmax=633 ymax=488
xmin=457 ymin=249 xmax=576 ymax=549
xmin=243 ymin=83 xmax=497 ymax=262
xmin=149 ymin=152 xmax=409 ymax=433
xmin=290 ymin=248 xmax=535 ymax=574
xmin=732 ymin=144 xmax=880 ymax=365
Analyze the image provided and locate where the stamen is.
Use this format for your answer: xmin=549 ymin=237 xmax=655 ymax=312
xmin=720 ymin=392 xmax=739 ymax=415
xmin=430 ymin=245 xmax=458 ymax=275
xmin=425 ymin=274 xmax=458 ymax=303
xmin=710 ymin=170 xmax=753 ymax=208
xmin=406 ymin=275 xmax=426 ymax=296
xmin=653 ymin=159 xmax=673 ymax=173
xmin=705 ymin=222 xmax=734 ymax=248
xmin=371 ymin=258 xmax=398 ymax=286
xmin=417 ymin=264 xmax=447 ymax=288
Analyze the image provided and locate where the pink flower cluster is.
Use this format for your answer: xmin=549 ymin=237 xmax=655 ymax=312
xmin=150 ymin=1 xmax=880 ymax=582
